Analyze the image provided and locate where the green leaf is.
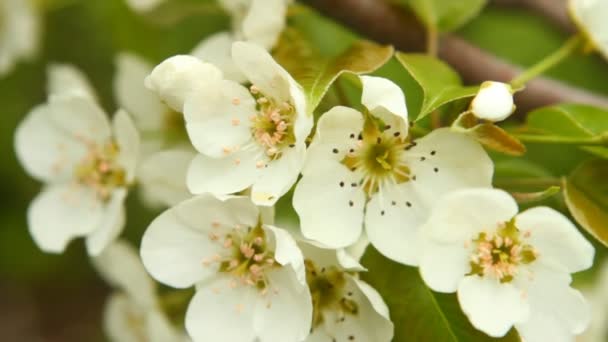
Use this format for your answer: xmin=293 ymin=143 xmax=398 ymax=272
xmin=563 ymin=159 xmax=608 ymax=247
xmin=396 ymin=53 xmax=478 ymax=120
xmin=277 ymin=38 xmax=393 ymax=114
xmin=511 ymin=186 xmax=561 ymax=204
xmin=453 ymin=113 xmax=526 ymax=156
xmin=361 ymin=247 xmax=521 ymax=342
xmin=396 ymin=0 xmax=487 ymax=32
xmin=526 ymin=104 xmax=608 ymax=159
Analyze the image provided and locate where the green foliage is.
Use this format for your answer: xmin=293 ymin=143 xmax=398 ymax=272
xmin=511 ymin=186 xmax=561 ymax=204
xmin=396 ymin=53 xmax=478 ymax=120
xmin=453 ymin=113 xmax=526 ymax=156
xmin=564 ymin=159 xmax=608 ymax=247
xmin=361 ymin=247 xmax=521 ymax=342
xmin=396 ymin=0 xmax=487 ymax=32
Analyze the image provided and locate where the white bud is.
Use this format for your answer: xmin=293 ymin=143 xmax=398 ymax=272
xmin=470 ymin=81 xmax=515 ymax=122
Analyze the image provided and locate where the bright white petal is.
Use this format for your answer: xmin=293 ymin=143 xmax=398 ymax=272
xmin=569 ymin=0 xmax=608 ymax=59
xmin=47 ymin=64 xmax=96 ymax=101
xmin=85 ymin=188 xmax=128 ymax=256
xmin=251 ymin=143 xmax=305 ymax=206
xmin=253 ymin=267 xmax=312 ymax=342
xmin=423 ymin=188 xmax=519 ymax=244
xmin=264 ymin=224 xmax=306 ymax=285
xmin=140 ymin=195 xmax=258 ymax=288
xmin=48 ymin=94 xmax=112 ymax=145
xmin=0 ymin=0 xmax=39 ymax=75
xmin=365 ymin=182 xmax=428 ymax=266
xmin=405 ymin=128 xmax=493 ymax=210
xmin=186 ymin=150 xmax=260 ymax=197
xmin=103 ymin=293 xmax=146 ymax=342
xmin=137 ymin=149 xmax=195 ymax=208
xmin=419 ymin=239 xmax=469 ymax=293
xmin=293 ymin=159 xmax=366 ymax=249
xmin=241 ymin=0 xmax=288 ymax=49
xmin=28 ymin=184 xmax=103 ymax=253
xmin=470 ymin=81 xmax=514 ymax=122
xmin=14 ymin=104 xmax=87 ymax=182
xmin=191 ymin=32 xmax=246 ymax=83
xmin=113 ymin=110 xmax=140 ymax=182
xmin=186 ymin=278 xmax=257 ymax=342
xmin=360 ymin=75 xmax=408 ymax=136
xmin=458 ymin=276 xmax=529 ymax=337
xmin=145 ymin=55 xmax=223 ymax=112
xmin=183 ymin=79 xmax=254 ymax=158
xmin=515 ymin=206 xmax=594 ymax=273
xmin=114 ymin=52 xmax=167 ymax=131
xmin=92 ymin=239 xmax=156 ymax=308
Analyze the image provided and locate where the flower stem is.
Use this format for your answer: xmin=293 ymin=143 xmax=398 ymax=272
xmin=513 ymin=133 xmax=608 ymax=146
xmin=426 ymin=26 xmax=439 ymax=57
xmin=510 ymin=35 xmax=584 ymax=89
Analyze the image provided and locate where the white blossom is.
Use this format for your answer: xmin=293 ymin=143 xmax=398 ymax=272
xmin=418 ymin=188 xmax=594 ymax=341
xmin=470 ymin=81 xmax=515 ymax=122
xmin=193 ymin=0 xmax=290 ymax=82
xmin=569 ymin=0 xmax=608 ymax=60
xmin=14 ymin=65 xmax=139 ymax=255
xmin=174 ymin=41 xmax=311 ymax=206
xmin=93 ymin=240 xmax=188 ymax=342
xmin=140 ymin=195 xmax=312 ymax=342
xmin=0 ymin=0 xmax=39 ymax=76
xmin=293 ymin=75 xmax=493 ymax=265
xmin=299 ymin=241 xmax=394 ymax=342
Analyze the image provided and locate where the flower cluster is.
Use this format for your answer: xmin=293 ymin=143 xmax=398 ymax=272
xmin=12 ymin=1 xmax=600 ymax=342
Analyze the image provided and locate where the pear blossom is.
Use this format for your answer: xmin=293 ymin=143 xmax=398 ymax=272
xmin=14 ymin=65 xmax=139 ymax=256
xmin=470 ymin=81 xmax=515 ymax=122
xmin=579 ymin=262 xmax=608 ymax=342
xmin=418 ymin=188 xmax=594 ymax=341
xmin=299 ymin=241 xmax=394 ymax=342
xmin=93 ymin=240 xmax=188 ymax=342
xmin=140 ymin=195 xmax=312 ymax=342
xmin=193 ymin=0 xmax=290 ymax=82
xmin=293 ymin=75 xmax=493 ymax=265
xmin=0 ymin=0 xmax=39 ymax=76
xmin=169 ymin=41 xmax=311 ymax=206
xmin=569 ymin=0 xmax=608 ymax=60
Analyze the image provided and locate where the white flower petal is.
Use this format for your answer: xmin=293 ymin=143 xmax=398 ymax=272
xmin=186 ymin=150 xmax=260 ymax=197
xmin=113 ymin=110 xmax=140 ymax=182
xmin=103 ymin=293 xmax=144 ymax=342
xmin=360 ymin=75 xmax=408 ymax=136
xmin=241 ymin=0 xmax=288 ymax=49
xmin=0 ymin=0 xmax=39 ymax=76
xmin=470 ymin=81 xmax=514 ymax=122
xmin=515 ymin=206 xmax=594 ymax=273
xmin=515 ymin=264 xmax=591 ymax=342
xmin=92 ymin=239 xmax=156 ymax=308
xmin=458 ymin=276 xmax=529 ymax=337
xmin=145 ymin=55 xmax=223 ymax=112
xmin=419 ymin=239 xmax=469 ymax=293
xmin=47 ymin=64 xmax=97 ymax=101
xmin=85 ymin=188 xmax=128 ymax=256
xmin=263 ymin=224 xmax=306 ymax=285
xmin=191 ymin=32 xmax=246 ymax=83
xmin=423 ymin=188 xmax=519 ymax=244
xmin=320 ymin=276 xmax=393 ymax=342
xmin=253 ymin=267 xmax=312 ymax=342
xmin=251 ymin=144 xmax=305 ymax=206
xmin=184 ymin=80 xmax=255 ymax=158
xmin=114 ymin=53 xmax=167 ymax=132
xmin=569 ymin=0 xmax=608 ymax=59
xmin=126 ymin=0 xmax=166 ymax=12
xmin=48 ymin=94 xmax=113 ymax=145
xmin=406 ymin=128 xmax=493 ymax=207
xmin=137 ymin=149 xmax=195 ymax=208
xmin=186 ymin=278 xmax=257 ymax=342
xmin=27 ymin=184 xmax=103 ymax=253
xmin=15 ymin=104 xmax=87 ymax=182
xmin=146 ymin=307 xmax=186 ymax=342
xmin=293 ymin=159 xmax=366 ymax=248
xmin=365 ymin=182 xmax=428 ymax=266
xmin=140 ymin=195 xmax=258 ymax=288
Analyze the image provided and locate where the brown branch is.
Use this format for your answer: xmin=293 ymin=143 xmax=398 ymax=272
xmin=492 ymin=0 xmax=575 ymax=33
xmin=301 ymin=0 xmax=608 ymax=111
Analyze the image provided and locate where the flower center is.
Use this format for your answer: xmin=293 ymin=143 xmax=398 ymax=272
xmin=468 ymin=219 xmax=538 ymax=283
xmin=74 ymin=140 xmax=126 ymax=201
xmin=305 ymin=260 xmax=358 ymax=328
xmin=249 ymin=85 xmax=295 ymax=158
xmin=341 ymin=117 xmax=411 ymax=196
xmin=204 ymin=221 xmax=277 ymax=291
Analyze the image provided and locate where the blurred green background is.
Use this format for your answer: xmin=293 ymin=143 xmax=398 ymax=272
xmin=1 ymin=0 xmax=607 ymax=340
